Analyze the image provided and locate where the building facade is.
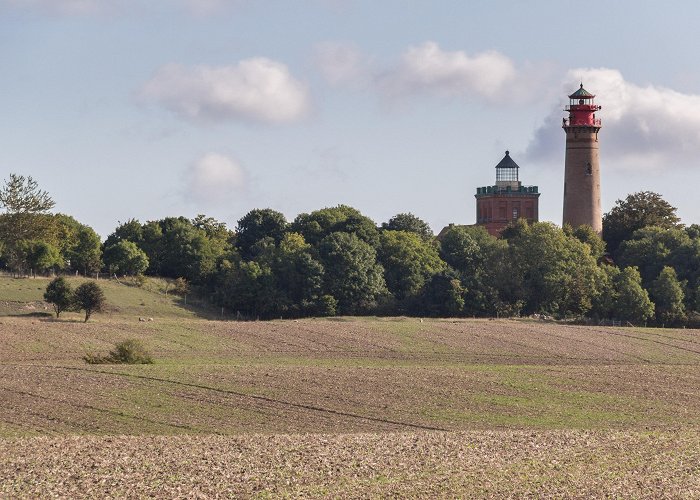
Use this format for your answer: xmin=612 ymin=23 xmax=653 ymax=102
xmin=562 ymin=84 xmax=603 ymax=233
xmin=475 ymin=151 xmax=540 ymax=237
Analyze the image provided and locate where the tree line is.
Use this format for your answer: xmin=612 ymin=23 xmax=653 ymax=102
xmin=0 ymin=174 xmax=696 ymax=326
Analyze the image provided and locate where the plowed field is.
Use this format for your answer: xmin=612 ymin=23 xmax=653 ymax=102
xmin=1 ymin=307 xmax=700 ymax=497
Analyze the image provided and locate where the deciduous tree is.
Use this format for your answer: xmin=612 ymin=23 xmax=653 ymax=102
xmin=0 ymin=174 xmax=56 ymax=272
xmin=74 ymin=281 xmax=106 ymax=322
xmin=603 ymin=191 xmax=681 ymax=257
xmin=649 ymin=266 xmax=686 ymax=325
xmin=378 ymin=230 xmax=445 ymax=302
xmin=236 ymin=209 xmax=288 ymax=260
xmin=44 ymin=277 xmax=74 ymax=318
xmin=318 ymin=231 xmax=387 ymax=314
xmin=613 ymin=266 xmax=655 ymax=324
xmin=381 ymin=213 xmax=434 ymax=242
xmin=103 ymin=240 xmax=149 ymax=276
xmin=292 ymin=205 xmax=379 ymax=247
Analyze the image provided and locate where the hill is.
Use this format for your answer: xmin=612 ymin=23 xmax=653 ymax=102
xmin=0 ymin=275 xmax=207 ymax=319
xmin=0 ymin=276 xmax=699 ymax=497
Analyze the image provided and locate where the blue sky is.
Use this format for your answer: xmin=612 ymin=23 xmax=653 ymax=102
xmin=2 ymin=0 xmax=700 ymax=237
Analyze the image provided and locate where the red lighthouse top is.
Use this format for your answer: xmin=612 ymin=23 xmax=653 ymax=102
xmin=563 ymin=83 xmax=601 ymax=128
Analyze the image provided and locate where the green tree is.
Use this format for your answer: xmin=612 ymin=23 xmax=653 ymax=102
xmin=590 ymin=264 xmax=620 ymax=320
xmin=51 ymin=214 xmax=81 ymax=262
xmin=215 ymin=260 xmax=277 ymax=318
xmin=192 ymin=214 xmax=232 ymax=243
xmin=613 ymin=266 xmax=655 ymax=324
xmin=156 ymin=217 xmax=221 ymax=281
xmin=686 ymin=224 xmax=700 ymax=240
xmin=23 ymin=240 xmax=63 ymax=275
xmin=565 ymin=224 xmax=606 ymax=260
xmin=43 ymin=277 xmax=74 ymax=318
xmin=501 ymin=221 xmax=602 ymax=317
xmin=649 ymin=266 xmax=686 ymax=325
xmin=0 ymin=174 xmax=56 ymax=272
xmin=70 ymin=225 xmax=102 ymax=275
xmin=378 ymin=230 xmax=445 ymax=303
xmin=617 ymin=226 xmax=691 ymax=286
xmin=272 ymin=233 xmax=325 ymax=316
xmin=104 ymin=219 xmax=144 ymax=248
xmin=419 ymin=269 xmax=466 ymax=317
xmin=603 ymin=191 xmax=681 ymax=257
xmin=439 ymin=225 xmax=505 ymax=316
xmin=292 ymin=205 xmax=379 ymax=247
xmin=318 ymin=232 xmax=387 ymax=314
xmin=235 ymin=209 xmax=288 ymax=260
xmin=74 ymin=281 xmax=106 ymax=322
xmin=381 ymin=213 xmax=434 ymax=242
xmin=111 ymin=216 xmax=230 ymax=282
xmin=103 ymin=240 xmax=149 ymax=276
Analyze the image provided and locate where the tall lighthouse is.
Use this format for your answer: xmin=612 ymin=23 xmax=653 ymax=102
xmin=562 ymin=84 xmax=602 ymax=233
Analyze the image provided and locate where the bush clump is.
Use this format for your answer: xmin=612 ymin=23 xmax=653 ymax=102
xmin=84 ymin=339 xmax=154 ymax=364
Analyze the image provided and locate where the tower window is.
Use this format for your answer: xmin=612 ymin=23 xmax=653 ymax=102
xmin=586 ymin=162 xmax=592 ymax=175
xmin=496 ymin=167 xmax=518 ymax=182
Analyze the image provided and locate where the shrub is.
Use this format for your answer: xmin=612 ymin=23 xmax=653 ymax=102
xmin=109 ymin=339 xmax=154 ymax=364
xmin=83 ymin=339 xmax=154 ymax=365
xmin=171 ymin=277 xmax=189 ymax=296
xmin=314 ymin=294 xmax=337 ymax=316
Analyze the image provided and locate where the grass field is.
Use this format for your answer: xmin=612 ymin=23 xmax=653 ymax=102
xmin=1 ymin=276 xmax=699 ymax=497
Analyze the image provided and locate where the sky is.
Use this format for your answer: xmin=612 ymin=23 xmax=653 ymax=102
xmin=2 ymin=0 xmax=700 ymax=237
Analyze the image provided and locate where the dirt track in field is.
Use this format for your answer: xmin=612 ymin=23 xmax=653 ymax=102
xmin=2 ymin=430 xmax=699 ymax=498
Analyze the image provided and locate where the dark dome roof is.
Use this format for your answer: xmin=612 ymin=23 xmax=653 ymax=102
xmin=495 ymin=150 xmax=520 ymax=169
xmin=569 ymin=83 xmax=594 ymax=99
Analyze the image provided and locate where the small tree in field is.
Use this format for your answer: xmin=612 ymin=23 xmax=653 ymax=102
xmin=44 ymin=277 xmax=74 ymax=318
xmin=74 ymin=281 xmax=106 ymax=322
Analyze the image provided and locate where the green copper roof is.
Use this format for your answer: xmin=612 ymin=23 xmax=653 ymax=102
xmin=495 ymin=150 xmax=519 ymax=169
xmin=569 ymin=83 xmax=594 ymax=99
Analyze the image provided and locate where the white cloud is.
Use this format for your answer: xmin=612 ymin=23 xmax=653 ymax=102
xmin=525 ymin=68 xmax=700 ymax=171
xmin=379 ymin=41 xmax=517 ymax=100
xmin=184 ymin=153 xmax=247 ymax=205
xmin=314 ymin=42 xmax=371 ymax=88
xmin=140 ymin=59 xmax=310 ymax=125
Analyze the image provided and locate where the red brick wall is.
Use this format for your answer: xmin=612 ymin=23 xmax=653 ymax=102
xmin=476 ymin=195 xmax=539 ymax=237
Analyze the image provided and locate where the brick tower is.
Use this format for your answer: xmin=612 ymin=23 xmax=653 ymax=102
xmin=475 ymin=151 xmax=540 ymax=236
xmin=562 ymin=84 xmax=602 ymax=233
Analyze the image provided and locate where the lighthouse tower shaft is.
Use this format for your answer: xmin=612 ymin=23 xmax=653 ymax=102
xmin=562 ymin=85 xmax=602 ymax=233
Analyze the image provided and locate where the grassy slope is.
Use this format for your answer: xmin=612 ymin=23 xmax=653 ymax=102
xmin=1 ymin=276 xmax=700 ymax=497
xmin=0 ymin=276 xmax=202 ymax=319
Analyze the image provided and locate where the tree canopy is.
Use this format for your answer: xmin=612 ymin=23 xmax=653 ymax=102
xmin=2 ymin=174 xmax=699 ymax=327
xmin=603 ymin=191 xmax=681 ymax=257
xmin=381 ymin=213 xmax=434 ymax=242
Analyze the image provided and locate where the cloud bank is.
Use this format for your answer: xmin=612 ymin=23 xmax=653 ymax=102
xmin=184 ymin=153 xmax=247 ymax=205
xmin=315 ymin=41 xmax=519 ymax=102
xmin=380 ymin=42 xmax=516 ymax=100
xmin=525 ymin=68 xmax=700 ymax=171
xmin=140 ymin=59 xmax=310 ymax=125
